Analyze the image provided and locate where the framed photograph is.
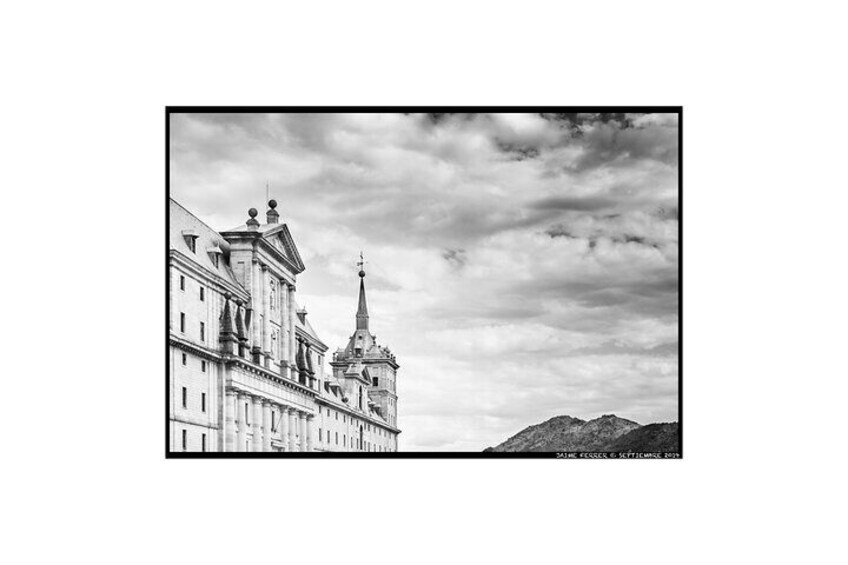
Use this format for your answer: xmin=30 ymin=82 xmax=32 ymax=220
xmin=166 ymin=108 xmax=681 ymax=458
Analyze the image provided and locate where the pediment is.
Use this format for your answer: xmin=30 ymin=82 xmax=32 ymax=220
xmin=261 ymin=225 xmax=305 ymax=274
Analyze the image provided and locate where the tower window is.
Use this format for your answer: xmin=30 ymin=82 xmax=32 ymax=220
xmin=200 ymin=322 xmax=205 ymax=342
xmin=187 ymin=237 xmax=196 ymax=253
xmin=201 ymin=393 xmax=206 ymax=413
xmin=182 ymin=430 xmax=187 ymax=451
xmin=200 ymin=287 xmax=205 ymax=301
xmin=181 ymin=353 xmax=187 ymax=366
xmin=201 ymin=360 xmax=206 ymax=372
xmin=201 ymin=433 xmax=206 ymax=452
xmin=180 ymin=313 xmax=185 ymax=333
xmin=182 ymin=387 xmax=187 ymax=408
xmin=180 ymin=275 xmax=185 ymax=291
xmin=373 ymin=377 xmax=378 ymax=386
xmin=211 ymin=254 xmax=219 ymax=268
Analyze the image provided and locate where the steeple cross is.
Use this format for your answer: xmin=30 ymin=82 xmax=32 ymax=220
xmin=357 ymin=251 xmax=367 ymax=271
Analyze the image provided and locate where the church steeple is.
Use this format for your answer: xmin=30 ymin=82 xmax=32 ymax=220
xmin=356 ymin=252 xmax=369 ymax=331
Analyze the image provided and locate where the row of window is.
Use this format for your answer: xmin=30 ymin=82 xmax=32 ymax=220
xmin=316 ymin=406 xmax=393 ymax=440
xmin=179 ymin=274 xmax=206 ymax=301
xmin=312 ymin=428 xmax=393 ymax=451
xmin=177 ymin=429 xmax=390 ymax=453
xmin=180 ymin=386 xmax=207 ymax=413
xmin=178 ymin=313 xmax=205 ymax=342
xmin=180 ymin=353 xmax=207 ymax=374
xmin=181 ymin=429 xmax=207 ymax=452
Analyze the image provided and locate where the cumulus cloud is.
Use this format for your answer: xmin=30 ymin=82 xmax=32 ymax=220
xmin=170 ymin=111 xmax=679 ymax=451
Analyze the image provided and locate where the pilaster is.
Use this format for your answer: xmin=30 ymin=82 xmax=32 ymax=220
xmin=251 ymin=259 xmax=262 ymax=364
xmin=289 ymin=284 xmax=296 ymax=378
xmin=262 ymin=265 xmax=272 ymax=368
xmin=288 ymin=409 xmax=297 ymax=452
xmin=252 ymin=396 xmax=263 ymax=452
xmin=225 ymin=389 xmax=236 ymax=452
xmin=262 ymin=399 xmax=272 ymax=452
xmin=280 ymin=406 xmax=290 ymax=452
xmin=299 ymin=411 xmax=308 ymax=452
xmin=237 ymin=391 xmax=247 ymax=452
xmin=306 ymin=414 xmax=315 ymax=452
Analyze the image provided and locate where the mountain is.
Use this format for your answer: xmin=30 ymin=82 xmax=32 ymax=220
xmin=606 ymin=423 xmax=679 ymax=453
xmin=484 ymin=415 xmax=679 ymax=453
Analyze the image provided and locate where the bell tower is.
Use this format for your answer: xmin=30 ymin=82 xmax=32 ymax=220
xmin=330 ymin=253 xmax=399 ymax=427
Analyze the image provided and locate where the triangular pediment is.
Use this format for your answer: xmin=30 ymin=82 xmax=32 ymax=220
xmin=260 ymin=224 xmax=305 ymax=274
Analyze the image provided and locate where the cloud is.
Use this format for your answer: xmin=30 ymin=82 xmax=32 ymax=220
xmin=170 ymin=112 xmax=680 ymax=451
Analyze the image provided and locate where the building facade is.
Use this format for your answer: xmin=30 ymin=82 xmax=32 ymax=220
xmin=169 ymin=198 xmax=400 ymax=453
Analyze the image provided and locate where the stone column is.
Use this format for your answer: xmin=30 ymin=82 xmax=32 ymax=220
xmin=306 ymin=414 xmax=315 ymax=452
xmin=252 ymin=396 xmax=263 ymax=452
xmin=225 ymin=389 xmax=237 ymax=452
xmin=299 ymin=411 xmax=308 ymax=452
xmin=280 ymin=406 xmax=290 ymax=452
xmin=262 ymin=400 xmax=272 ymax=452
xmin=237 ymin=391 xmax=247 ymax=452
xmin=288 ymin=409 xmax=298 ymax=452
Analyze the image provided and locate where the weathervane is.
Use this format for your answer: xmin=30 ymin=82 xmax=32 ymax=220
xmin=357 ymin=251 xmax=367 ymax=277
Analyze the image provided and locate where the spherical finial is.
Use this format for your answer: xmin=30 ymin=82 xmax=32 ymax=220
xmin=359 ymin=269 xmax=366 ymax=278
xmin=248 ymin=208 xmax=258 ymax=218
xmin=268 ymin=199 xmax=277 ymax=209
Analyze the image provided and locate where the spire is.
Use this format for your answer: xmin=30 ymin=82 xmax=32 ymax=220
xmin=356 ymin=251 xmax=369 ymax=330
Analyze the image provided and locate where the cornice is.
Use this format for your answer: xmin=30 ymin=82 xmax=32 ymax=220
xmin=331 ymin=356 xmax=400 ymax=370
xmin=295 ymin=326 xmax=328 ymax=352
xmin=170 ymin=251 xmax=249 ymax=300
xmin=226 ymin=356 xmax=318 ymax=398
xmin=257 ymin=238 xmax=303 ymax=276
xmin=314 ymin=397 xmax=401 ymax=434
xmin=170 ymin=335 xmax=224 ymax=362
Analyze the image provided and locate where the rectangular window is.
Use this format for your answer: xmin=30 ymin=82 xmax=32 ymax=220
xmin=182 ymin=429 xmax=187 ymax=451
xmin=188 ymin=238 xmax=196 ymax=253
xmin=201 ymin=360 xmax=206 ymax=372
xmin=180 ymin=313 xmax=185 ymax=333
xmin=182 ymin=387 xmax=187 ymax=408
xmin=182 ymin=353 xmax=187 ymax=366
xmin=200 ymin=322 xmax=205 ymax=342
xmin=373 ymin=377 xmax=378 ymax=386
xmin=200 ymin=287 xmax=205 ymax=301
xmin=202 ymin=433 xmax=206 ymax=452
xmin=335 ymin=432 xmax=338 ymax=445
xmin=245 ymin=403 xmax=250 ymax=425
xmin=211 ymin=254 xmax=219 ymax=268
xmin=319 ymin=427 xmax=322 ymax=441
xmin=201 ymin=392 xmax=206 ymax=412
xmin=343 ymin=435 xmax=346 ymax=447
xmin=180 ymin=275 xmax=185 ymax=291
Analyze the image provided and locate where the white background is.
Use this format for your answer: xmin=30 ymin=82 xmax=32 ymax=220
xmin=2 ymin=1 xmax=846 ymax=563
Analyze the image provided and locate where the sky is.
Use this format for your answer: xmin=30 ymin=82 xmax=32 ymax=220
xmin=169 ymin=112 xmax=679 ymax=451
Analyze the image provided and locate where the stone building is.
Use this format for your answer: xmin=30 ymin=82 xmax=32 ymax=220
xmin=168 ymin=198 xmax=400 ymax=453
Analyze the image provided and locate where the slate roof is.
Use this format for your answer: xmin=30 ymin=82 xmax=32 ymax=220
xmin=169 ymin=198 xmax=244 ymax=291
